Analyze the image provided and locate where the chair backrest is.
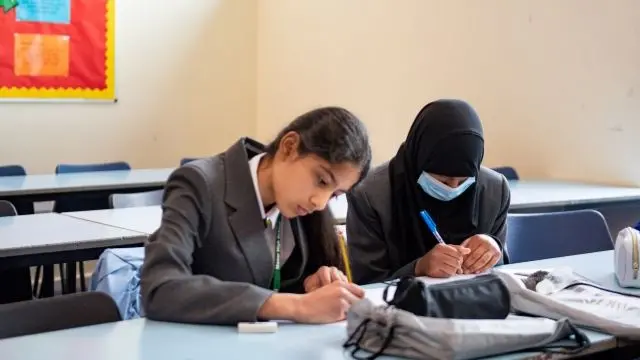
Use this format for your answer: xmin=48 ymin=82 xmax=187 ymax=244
xmin=180 ymin=158 xmax=199 ymax=166
xmin=0 ymin=165 xmax=26 ymax=177
xmin=55 ymin=161 xmax=131 ymax=174
xmin=0 ymin=200 xmax=17 ymax=217
xmin=506 ymin=209 xmax=614 ymax=263
xmin=0 ymin=292 xmax=121 ymax=339
xmin=53 ymin=162 xmax=131 ymax=212
xmin=492 ymin=166 xmax=519 ymax=180
xmin=109 ymin=189 xmax=164 ymax=209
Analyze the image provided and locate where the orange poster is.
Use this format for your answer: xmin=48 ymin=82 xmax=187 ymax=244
xmin=14 ymin=34 xmax=70 ymax=77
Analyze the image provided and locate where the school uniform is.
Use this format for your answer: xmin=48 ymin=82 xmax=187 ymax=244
xmin=346 ymin=99 xmax=511 ymax=285
xmin=141 ymin=138 xmax=313 ymax=325
xmin=346 ymin=164 xmax=510 ymax=284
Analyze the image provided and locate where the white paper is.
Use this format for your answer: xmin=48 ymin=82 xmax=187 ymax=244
xmin=551 ymin=285 xmax=640 ymax=324
xmin=418 ymin=272 xmax=489 ymax=285
xmin=495 ymin=268 xmax=555 ymax=278
xmin=364 ymin=286 xmax=393 ymax=306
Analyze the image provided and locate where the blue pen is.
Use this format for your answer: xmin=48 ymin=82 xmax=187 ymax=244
xmin=419 ymin=210 xmax=446 ymax=244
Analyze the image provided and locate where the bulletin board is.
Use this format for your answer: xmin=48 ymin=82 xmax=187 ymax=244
xmin=0 ymin=0 xmax=115 ymax=101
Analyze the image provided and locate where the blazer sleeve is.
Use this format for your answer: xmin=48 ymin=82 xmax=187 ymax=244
xmin=489 ymin=176 xmax=511 ymax=264
xmin=141 ymin=166 xmax=273 ymax=325
xmin=346 ymin=189 xmax=416 ymax=284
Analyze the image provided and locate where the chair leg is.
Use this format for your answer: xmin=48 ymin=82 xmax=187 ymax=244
xmin=79 ymin=262 xmax=86 ymax=292
xmin=64 ymin=262 xmax=77 ymax=293
xmin=39 ymin=265 xmax=54 ymax=298
xmin=32 ymin=266 xmax=41 ymax=298
xmin=59 ymin=263 xmax=66 ymax=294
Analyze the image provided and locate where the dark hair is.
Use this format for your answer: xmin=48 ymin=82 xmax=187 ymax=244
xmin=265 ymin=106 xmax=372 ymax=273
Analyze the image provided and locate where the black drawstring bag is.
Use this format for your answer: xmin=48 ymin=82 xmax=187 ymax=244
xmin=383 ymin=273 xmax=511 ymax=319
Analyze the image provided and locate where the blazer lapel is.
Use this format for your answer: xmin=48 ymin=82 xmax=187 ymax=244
xmin=224 ymin=138 xmax=274 ymax=289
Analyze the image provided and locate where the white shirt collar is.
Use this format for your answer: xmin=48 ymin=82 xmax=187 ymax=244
xmin=248 ymin=153 xmax=280 ymax=224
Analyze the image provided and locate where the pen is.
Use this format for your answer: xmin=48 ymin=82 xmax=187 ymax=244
xmin=419 ymin=210 xmax=446 ymax=244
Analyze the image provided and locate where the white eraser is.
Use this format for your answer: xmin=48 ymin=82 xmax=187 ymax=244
xmin=237 ymin=321 xmax=278 ymax=333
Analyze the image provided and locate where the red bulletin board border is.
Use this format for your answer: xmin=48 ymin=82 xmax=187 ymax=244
xmin=0 ymin=0 xmax=115 ymax=100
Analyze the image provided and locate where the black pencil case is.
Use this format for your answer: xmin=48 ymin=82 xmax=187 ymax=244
xmin=384 ymin=273 xmax=511 ymax=319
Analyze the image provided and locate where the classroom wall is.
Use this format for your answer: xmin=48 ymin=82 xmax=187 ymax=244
xmin=0 ymin=0 xmax=257 ymax=174
xmin=3 ymin=1 xmax=639 ymax=185
xmin=257 ymin=0 xmax=640 ymax=186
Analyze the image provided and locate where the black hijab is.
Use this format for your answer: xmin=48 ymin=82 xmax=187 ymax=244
xmin=387 ymin=99 xmax=485 ymax=267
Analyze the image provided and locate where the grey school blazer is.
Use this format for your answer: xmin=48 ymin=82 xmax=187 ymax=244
xmin=346 ymin=163 xmax=510 ymax=284
xmin=141 ymin=138 xmax=312 ymax=325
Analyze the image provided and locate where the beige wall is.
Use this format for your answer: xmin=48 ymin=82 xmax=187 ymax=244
xmin=2 ymin=1 xmax=639 ymax=186
xmin=257 ymin=0 xmax=640 ymax=185
xmin=0 ymin=0 xmax=257 ymax=174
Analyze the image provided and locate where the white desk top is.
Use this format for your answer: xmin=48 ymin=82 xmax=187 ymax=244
xmin=0 ymin=168 xmax=174 ymax=196
xmin=509 ymin=180 xmax=640 ymax=210
xmin=500 ymin=250 xmax=640 ymax=297
xmin=329 ymin=180 xmax=640 ymax=222
xmin=63 ymin=199 xmax=348 ymax=233
xmin=0 ymin=251 xmax=620 ymax=360
xmin=63 ymin=206 xmax=162 ymax=235
xmin=0 ymin=213 xmax=146 ymax=258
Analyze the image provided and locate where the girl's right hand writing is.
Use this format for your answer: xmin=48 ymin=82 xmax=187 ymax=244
xmin=295 ymin=281 xmax=365 ymax=323
xmin=415 ymin=243 xmax=470 ymax=278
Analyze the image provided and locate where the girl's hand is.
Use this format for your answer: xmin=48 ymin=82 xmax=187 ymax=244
xmin=303 ymin=266 xmax=348 ymax=292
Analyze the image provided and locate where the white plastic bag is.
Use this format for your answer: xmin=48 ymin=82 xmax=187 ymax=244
xmin=495 ymin=268 xmax=640 ymax=340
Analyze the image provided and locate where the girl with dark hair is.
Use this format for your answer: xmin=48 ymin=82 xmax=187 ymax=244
xmin=347 ymin=99 xmax=511 ymax=284
xmin=141 ymin=107 xmax=372 ymax=325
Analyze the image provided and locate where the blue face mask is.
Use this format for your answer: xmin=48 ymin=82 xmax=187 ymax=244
xmin=417 ymin=172 xmax=476 ymax=202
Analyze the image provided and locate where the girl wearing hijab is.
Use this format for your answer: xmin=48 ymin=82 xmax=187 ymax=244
xmin=346 ymin=99 xmax=510 ymax=284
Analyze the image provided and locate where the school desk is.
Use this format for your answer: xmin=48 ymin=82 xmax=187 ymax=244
xmin=0 ymin=213 xmax=146 ymax=272
xmin=0 ymin=251 xmax=632 ymax=360
xmin=0 ymin=168 xmax=173 ymax=201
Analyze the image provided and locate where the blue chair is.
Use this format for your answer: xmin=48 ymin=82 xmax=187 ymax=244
xmin=492 ymin=166 xmax=519 ymax=180
xmin=54 ymin=162 xmax=132 ymax=212
xmin=55 ymin=162 xmax=131 ymax=174
xmin=506 ymin=210 xmax=614 ymax=264
xmin=180 ymin=158 xmax=199 ymax=166
xmin=0 ymin=165 xmax=26 ymax=177
xmin=54 ymin=162 xmax=132 ymax=294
